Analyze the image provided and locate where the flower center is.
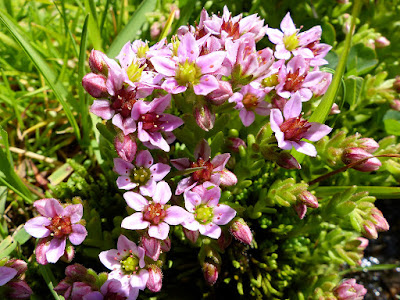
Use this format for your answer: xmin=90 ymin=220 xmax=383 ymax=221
xmin=283 ymin=33 xmax=299 ymax=51
xmin=111 ymin=88 xmax=137 ymax=118
xmin=140 ymin=113 xmax=164 ymax=133
xmin=120 ymin=255 xmax=140 ymax=274
xmin=136 ymin=44 xmax=149 ymax=59
xmin=262 ymin=74 xmax=279 ymax=87
xmin=283 ymin=69 xmax=307 ymax=93
xmin=130 ymin=166 xmax=151 ymax=185
xmin=221 ymin=18 xmax=240 ymax=40
xmin=195 ymin=205 xmax=214 ymax=225
xmin=242 ymin=93 xmax=259 ymax=110
xmin=175 ymin=60 xmax=202 ymax=86
xmin=143 ymin=203 xmax=167 ymax=225
xmin=126 ymin=60 xmax=144 ymax=83
xmin=191 ymin=158 xmax=214 ymax=183
xmin=46 ymin=215 xmax=72 ymax=239
xmin=279 ymin=116 xmax=312 ymax=142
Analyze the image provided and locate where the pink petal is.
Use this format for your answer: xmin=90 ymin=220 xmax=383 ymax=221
xmin=164 ymin=206 xmax=191 ymax=225
xmin=116 ymin=176 xmax=138 ymax=190
xmin=90 ymin=100 xmax=114 ymax=120
xmin=131 ymin=100 xmax=150 ymax=120
xmin=46 ymin=238 xmax=66 ymax=263
xmin=283 ymin=93 xmax=302 ymax=119
xmin=219 ymin=169 xmax=237 ymax=186
xmin=111 ymin=114 xmax=137 ymax=136
xmin=293 ymin=141 xmax=317 ymax=157
xmin=274 ymin=44 xmax=291 ymax=60
xmin=63 ymin=204 xmax=83 ymax=224
xmin=195 ymin=139 xmax=211 ymax=160
xmin=184 ymin=190 xmax=202 ymax=212
xmin=137 ymin=122 xmax=150 ymax=142
xmin=266 ymin=28 xmax=284 ymax=44
xmin=159 ymin=114 xmax=184 ymax=131
xmin=69 ymin=224 xmax=87 ymax=245
xmin=148 ymin=223 xmax=170 ymax=240
xmin=113 ymin=158 xmax=133 ymax=175
xmin=199 ymin=223 xmax=221 ymax=239
xmin=196 ymin=51 xmax=226 ymax=74
xmin=136 ymin=150 xmax=153 ymax=168
xmin=211 ymin=153 xmax=230 ymax=171
xmin=193 ymin=75 xmax=219 ymax=95
xmin=212 ymin=204 xmax=236 ymax=225
xmin=0 ymin=267 xmax=18 ymax=286
xmin=170 ymin=158 xmax=191 ymax=170
xmin=99 ymin=249 xmax=120 ymax=270
xmin=121 ymin=213 xmax=149 ymax=230
xmin=44 ymin=199 xmax=64 ymax=218
xmin=148 ymin=132 xmax=170 ymax=152
xmin=178 ymin=33 xmax=199 ymax=62
xmin=175 ymin=177 xmax=196 ymax=195
xmin=150 ymin=163 xmax=171 ymax=181
xmin=280 ymin=12 xmax=297 ymax=35
xmin=270 ymin=109 xmax=284 ymax=132
xmin=239 ymin=109 xmax=255 ymax=127
xmin=152 ymin=181 xmax=171 ymax=204
xmin=149 ymin=56 xmax=176 ymax=77
xmin=24 ymin=217 xmax=51 ymax=238
xmin=117 ymin=235 xmax=138 ymax=254
xmin=303 ymin=123 xmax=332 ymax=142
xmin=130 ymin=269 xmax=149 ymax=290
xmin=162 ymin=78 xmax=187 ymax=94
xmin=149 ymin=94 xmax=171 ymax=114
xmin=123 ymin=192 xmax=148 ymax=211
xmin=139 ymin=180 xmax=156 ymax=197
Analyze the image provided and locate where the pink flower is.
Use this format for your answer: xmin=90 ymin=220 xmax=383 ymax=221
xmin=171 ymin=139 xmax=237 ymax=195
xmin=121 ymin=181 xmax=190 ymax=240
xmin=130 ymin=95 xmax=183 ymax=152
xmin=99 ymin=235 xmax=149 ymax=299
xmin=333 ymin=278 xmax=367 ymax=300
xmin=24 ymin=198 xmax=87 ymax=264
xmin=270 ymin=93 xmax=332 ymax=157
xmin=266 ymin=12 xmax=321 ymax=60
xmin=114 ymin=150 xmax=170 ymax=196
xmin=228 ymin=84 xmax=270 ymax=126
xmin=182 ymin=183 xmax=236 ymax=239
xmin=150 ymin=33 xmax=226 ymax=95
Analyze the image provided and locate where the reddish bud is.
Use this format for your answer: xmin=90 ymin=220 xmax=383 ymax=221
xmin=357 ymin=237 xmax=369 ymax=250
xmin=229 ymin=218 xmax=253 ymax=245
xmin=183 ymin=228 xmax=199 ymax=244
xmin=70 ymin=282 xmax=94 ymax=300
xmin=194 ymin=104 xmax=215 ymax=131
xmin=298 ymin=191 xmax=319 ymax=209
xmin=61 ymin=244 xmax=75 ymax=263
xmin=375 ymin=36 xmax=390 ymax=48
xmin=371 ymin=208 xmax=389 ymax=232
xmin=333 ymin=278 xmax=367 ymax=300
xmin=6 ymin=281 xmax=33 ymax=299
xmin=5 ymin=259 xmax=27 ymax=277
xmin=330 ymin=103 xmax=341 ymax=115
xmin=65 ymin=264 xmax=88 ymax=280
xmin=227 ymin=137 xmax=246 ymax=153
xmin=276 ymin=152 xmax=301 ymax=170
xmin=160 ymin=237 xmax=171 ymax=253
xmin=206 ymin=81 xmax=233 ymax=105
xmin=89 ymin=49 xmax=108 ymax=75
xmin=342 ymin=147 xmax=381 ymax=172
xmin=140 ymin=235 xmax=161 ymax=261
xmin=357 ymin=138 xmax=379 ymax=153
xmin=82 ymin=73 xmax=108 ymax=98
xmin=35 ymin=238 xmax=51 ymax=265
xmin=362 ymin=220 xmax=378 ymax=239
xmin=203 ymin=262 xmax=218 ymax=286
xmin=294 ymin=203 xmax=307 ymax=219
xmin=146 ymin=265 xmax=163 ymax=292
xmin=114 ymin=134 xmax=137 ymax=163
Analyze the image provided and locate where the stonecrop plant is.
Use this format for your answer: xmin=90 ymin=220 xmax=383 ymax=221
xmin=1 ymin=0 xmax=400 ymax=299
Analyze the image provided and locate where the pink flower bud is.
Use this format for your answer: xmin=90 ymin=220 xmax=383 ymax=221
xmin=227 ymin=137 xmax=246 ymax=153
xmin=54 ymin=280 xmax=72 ymax=298
xmin=194 ymin=104 xmax=215 ymax=131
xmin=357 ymin=138 xmax=379 ymax=153
xmin=394 ymin=76 xmax=400 ymax=93
xmin=183 ymin=228 xmax=199 ymax=244
xmin=203 ymin=262 xmax=218 ymax=286
xmin=70 ymin=282 xmax=94 ymax=300
xmin=333 ymin=278 xmax=367 ymax=300
xmin=7 ymin=281 xmax=33 ymax=299
xmin=161 ymin=237 xmax=171 ymax=253
xmin=206 ymin=81 xmax=233 ymax=105
xmin=371 ymin=208 xmax=389 ymax=232
xmin=62 ymin=244 xmax=75 ymax=263
xmin=375 ymin=36 xmax=390 ymax=48
xmin=357 ymin=237 xmax=369 ymax=250
xmin=146 ymin=265 xmax=163 ymax=292
xmin=6 ymin=259 xmax=27 ymax=277
xmin=150 ymin=22 xmax=162 ymax=40
xmin=294 ymin=203 xmax=307 ymax=219
xmin=140 ymin=235 xmax=161 ymax=261
xmin=82 ymin=73 xmax=108 ymax=98
xmin=390 ymin=99 xmax=400 ymax=111
xmin=330 ymin=103 xmax=341 ymax=115
xmin=362 ymin=220 xmax=378 ymax=239
xmin=276 ymin=152 xmax=301 ymax=170
xmin=89 ymin=49 xmax=108 ymax=75
xmin=217 ymin=230 xmax=232 ymax=250
xmin=342 ymin=147 xmax=382 ymax=172
xmin=65 ymin=264 xmax=88 ymax=280
xmin=229 ymin=218 xmax=253 ymax=245
xmin=298 ymin=191 xmax=319 ymax=209
xmin=114 ymin=134 xmax=137 ymax=162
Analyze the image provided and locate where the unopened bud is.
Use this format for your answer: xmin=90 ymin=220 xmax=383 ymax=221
xmin=206 ymin=81 xmax=233 ymax=105
xmin=146 ymin=265 xmax=163 ymax=292
xmin=35 ymin=238 xmax=51 ymax=265
xmin=194 ymin=104 xmax=215 ymax=131
xmin=6 ymin=259 xmax=27 ymax=277
xmin=294 ymin=203 xmax=307 ymax=220
xmin=82 ymin=73 xmax=108 ymax=98
xmin=276 ymin=152 xmax=301 ymax=169
xmin=342 ymin=147 xmax=381 ymax=172
xmin=394 ymin=76 xmax=400 ymax=93
xmin=203 ymin=262 xmax=218 ymax=286
xmin=61 ymin=244 xmax=75 ymax=263
xmin=161 ymin=237 xmax=171 ymax=253
xmin=114 ymin=133 xmax=137 ymax=163
xmin=333 ymin=278 xmax=367 ymax=300
xmin=362 ymin=220 xmax=378 ymax=239
xmin=357 ymin=237 xmax=369 ymax=250
xmin=330 ymin=103 xmax=341 ymax=115
xmin=89 ymin=49 xmax=108 ymax=75
xmin=229 ymin=218 xmax=253 ymax=245
xmin=70 ymin=282 xmax=94 ymax=299
xmin=298 ymin=191 xmax=319 ymax=209
xmin=370 ymin=208 xmax=389 ymax=232
xmin=375 ymin=36 xmax=390 ymax=48
xmin=6 ymin=281 xmax=33 ymax=299
xmin=390 ymin=99 xmax=400 ymax=111
xmin=227 ymin=137 xmax=246 ymax=153
xmin=357 ymin=138 xmax=379 ymax=153
xmin=65 ymin=264 xmax=88 ymax=280
xmin=140 ymin=235 xmax=161 ymax=261
xmin=183 ymin=228 xmax=199 ymax=244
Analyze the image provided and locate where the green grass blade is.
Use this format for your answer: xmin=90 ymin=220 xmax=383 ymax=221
xmin=0 ymin=9 xmax=82 ymax=142
xmin=292 ymin=0 xmax=362 ymax=163
xmin=107 ymin=0 xmax=157 ymax=58
xmin=84 ymin=0 xmax=103 ymax=51
xmin=315 ymin=186 xmax=400 ymax=199
xmin=39 ymin=265 xmax=62 ymax=300
xmin=339 ymin=263 xmax=400 ymax=275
